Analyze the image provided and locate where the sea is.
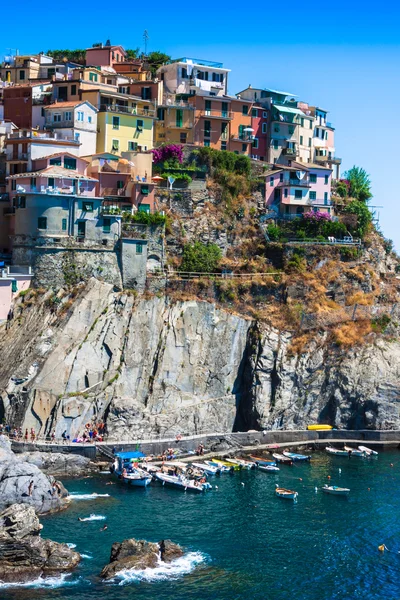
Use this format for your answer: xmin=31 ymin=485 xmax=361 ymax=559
xmin=2 ymin=450 xmax=400 ymax=600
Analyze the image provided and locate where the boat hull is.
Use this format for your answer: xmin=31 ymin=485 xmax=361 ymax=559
xmin=323 ymin=486 xmax=350 ymax=496
xmin=358 ymin=445 xmax=378 ymax=456
xmin=259 ymin=465 xmax=280 ymax=472
xmin=250 ymin=456 xmax=277 ymax=467
xmin=307 ymin=425 xmax=333 ymax=430
xmin=326 ymin=447 xmax=349 ymax=456
xmin=283 ymin=452 xmax=311 ymax=462
xmin=155 ymin=473 xmax=204 ymax=493
xmin=275 ymin=488 xmax=298 ymax=501
xmin=273 ymin=453 xmax=293 ymax=465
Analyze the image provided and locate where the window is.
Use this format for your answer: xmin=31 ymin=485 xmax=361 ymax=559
xmin=53 ymin=113 xmax=61 ymax=122
xmin=89 ymin=72 xmax=98 ymax=82
xmin=279 ymin=173 xmax=283 ymax=182
xmin=252 ymin=108 xmax=258 ymax=117
xmin=221 ymin=141 xmax=227 ymax=150
xmin=12 ymin=280 xmax=18 ymax=293
xmin=252 ymin=138 xmax=259 ymax=149
xmin=315 ymin=127 xmax=320 ymax=137
xmin=273 ymin=139 xmax=278 ymax=150
xmin=17 ymin=196 xmax=26 ymax=208
xmin=128 ymin=141 xmax=137 ymax=151
xmin=310 ymin=174 xmax=317 ymax=183
xmin=117 ymin=180 xmax=124 ymax=189
xmin=205 ymin=100 xmax=212 ymax=116
xmin=180 ymin=132 xmax=187 ymax=143
xmin=19 ymin=70 xmax=25 ymax=80
xmin=300 ymin=117 xmax=304 ymax=127
xmin=88 ymin=116 xmax=92 ymax=124
xmin=274 ymin=125 xmax=280 ymax=133
xmin=288 ymin=126 xmax=294 ymax=135
xmin=221 ymin=122 xmax=228 ymax=141
xmin=77 ymin=111 xmax=84 ymax=122
xmin=136 ymin=119 xmax=144 ymax=131
xmin=112 ymin=116 xmax=120 ymax=130
xmin=324 ymin=175 xmax=329 ymax=184
xmin=71 ymin=84 xmax=77 ymax=95
xmin=204 ymin=120 xmax=211 ymax=138
xmin=221 ymin=102 xmax=228 ymax=118
xmin=262 ymin=123 xmax=267 ymax=134
xmin=242 ymin=143 xmax=247 ymax=152
xmin=103 ymin=218 xmax=111 ymax=234
xmin=48 ymin=178 xmax=55 ymax=188
xmin=38 ymin=217 xmax=47 ymax=230
xmin=141 ymin=87 xmax=151 ymax=100
xmin=284 ymin=188 xmax=288 ymax=198
xmin=324 ymin=192 xmax=328 ymax=204
xmin=308 ymin=138 xmax=312 ymax=147
xmin=300 ymin=135 xmax=303 ymax=145
xmin=295 ymin=190 xmax=302 ymax=199
xmin=64 ymin=111 xmax=72 ymax=121
xmin=64 ymin=157 xmax=76 ymax=170
xmin=181 ymin=67 xmax=188 ymax=79
xmin=204 ymin=140 xmax=210 ymax=147
xmin=242 ymin=105 xmax=248 ymax=115
xmin=62 ymin=218 xmax=67 ymax=231
xmin=77 ymin=221 xmax=86 ymax=237
xmin=176 ymin=109 xmax=183 ymax=127
xmin=11 ymin=180 xmax=16 ymax=191
xmin=50 ymin=157 xmax=62 ymax=166
xmin=309 ymin=120 xmax=312 ymax=129
xmin=112 ymin=139 xmax=119 ymax=152
xmin=136 ymin=243 xmax=143 ymax=254
xmin=157 ymin=108 xmax=165 ymax=121
xmin=83 ymin=201 xmax=94 ymax=212
xmin=270 ymin=177 xmax=274 ymax=187
xmin=310 ymin=191 xmax=317 ymax=200
xmin=263 ymin=111 xmax=268 ymax=118
xmin=30 ymin=177 xmax=36 ymax=188
xmin=75 ymin=133 xmax=80 ymax=142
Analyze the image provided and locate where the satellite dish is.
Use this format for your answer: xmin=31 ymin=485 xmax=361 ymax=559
xmin=167 ymin=176 xmax=175 ymax=190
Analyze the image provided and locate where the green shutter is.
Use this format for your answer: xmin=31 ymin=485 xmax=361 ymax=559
xmin=176 ymin=109 xmax=183 ymax=128
xmin=12 ymin=280 xmax=18 ymax=293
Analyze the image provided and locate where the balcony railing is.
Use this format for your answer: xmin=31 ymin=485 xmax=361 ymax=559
xmin=315 ymin=155 xmax=342 ymax=164
xmin=9 ymin=153 xmax=28 ymax=161
xmin=277 ymin=179 xmax=311 ymax=187
xmin=231 ymin=134 xmax=253 ymax=142
xmin=282 ymin=148 xmax=298 ymax=156
xmin=101 ymin=188 xmax=129 ymax=197
xmin=200 ymin=109 xmax=233 ymax=120
xmin=99 ymin=104 xmax=156 ymax=117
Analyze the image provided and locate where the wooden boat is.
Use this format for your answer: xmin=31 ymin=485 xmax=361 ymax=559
xmin=344 ymin=446 xmax=364 ymax=457
xmin=272 ymin=453 xmax=293 ymax=465
xmin=112 ymin=451 xmax=152 ymax=487
xmin=155 ymin=472 xmax=206 ymax=493
xmin=358 ymin=445 xmax=378 ymax=456
xmin=224 ymin=458 xmax=256 ymax=469
xmin=283 ymin=451 xmax=311 ymax=462
xmin=211 ymin=459 xmax=241 ymax=471
xmin=275 ymin=485 xmax=298 ymax=501
xmin=250 ymin=455 xmax=277 ymax=467
xmin=259 ymin=464 xmax=280 ymax=472
xmin=307 ymin=424 xmax=333 ymax=431
xmin=192 ymin=462 xmax=220 ymax=475
xmin=325 ymin=447 xmax=349 ymax=456
xmin=322 ymin=484 xmax=350 ymax=496
xmin=204 ymin=460 xmax=233 ymax=473
xmin=120 ymin=469 xmax=152 ymax=487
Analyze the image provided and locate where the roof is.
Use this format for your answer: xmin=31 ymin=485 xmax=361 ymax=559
xmin=34 ymin=151 xmax=90 ymax=162
xmin=115 ymin=451 xmax=146 ymax=459
xmin=274 ymin=105 xmax=305 ymax=116
xmin=45 ymin=100 xmax=98 ymax=111
xmin=236 ymin=86 xmax=296 ymax=97
xmin=7 ymin=165 xmax=98 ymax=181
xmin=84 ymin=152 xmax=121 ymax=161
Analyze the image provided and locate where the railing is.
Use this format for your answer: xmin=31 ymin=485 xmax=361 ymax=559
xmin=200 ymin=109 xmax=233 ymax=119
xmin=7 ymin=131 xmax=78 ymax=143
xmin=164 ymin=118 xmax=195 ymax=129
xmin=315 ymin=155 xmax=342 ymax=164
xmin=99 ymin=104 xmax=156 ymax=117
xmin=162 ymin=95 xmax=195 ymax=109
xmin=101 ymin=188 xmax=129 ymax=197
xmin=10 ymin=153 xmax=28 ymax=160
xmin=166 ymin=270 xmax=281 ymax=281
xmin=231 ymin=134 xmax=253 ymax=142
xmin=282 ymin=148 xmax=298 ymax=156
xmin=277 ymin=179 xmax=310 ymax=187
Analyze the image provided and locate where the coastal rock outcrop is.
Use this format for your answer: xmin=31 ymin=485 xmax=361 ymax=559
xmin=0 ymin=436 xmax=69 ymax=514
xmin=100 ymin=538 xmax=183 ymax=580
xmin=0 ymin=504 xmax=80 ymax=583
xmin=18 ymin=452 xmax=95 ymax=477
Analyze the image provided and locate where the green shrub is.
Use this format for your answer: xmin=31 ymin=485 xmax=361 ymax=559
xmin=340 ymin=247 xmax=360 ymax=261
xmin=161 ymin=172 xmax=192 ymax=184
xmin=180 ymin=242 xmax=222 ymax=273
xmin=129 ymin=211 xmax=166 ymax=226
xmin=267 ymin=224 xmax=281 ymax=241
xmin=342 ymin=200 xmax=372 ymax=238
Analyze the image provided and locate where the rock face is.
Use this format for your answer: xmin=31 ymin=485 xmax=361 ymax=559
xmin=0 ymin=436 xmax=69 ymax=515
xmin=0 ymin=503 xmax=80 ymax=583
xmin=100 ymin=538 xmax=183 ymax=580
xmin=18 ymin=452 xmax=94 ymax=477
xmin=1 ymin=279 xmax=400 ymax=436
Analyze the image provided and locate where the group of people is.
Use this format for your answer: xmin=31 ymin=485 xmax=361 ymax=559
xmin=3 ymin=427 xmax=37 ymax=442
xmin=75 ymin=421 xmax=108 ymax=443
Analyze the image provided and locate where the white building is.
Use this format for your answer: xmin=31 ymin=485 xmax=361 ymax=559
xmin=158 ymin=57 xmax=230 ymax=98
xmin=44 ymin=100 xmax=98 ymax=156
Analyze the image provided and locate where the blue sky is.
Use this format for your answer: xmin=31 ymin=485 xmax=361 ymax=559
xmin=3 ymin=0 xmax=400 ymax=245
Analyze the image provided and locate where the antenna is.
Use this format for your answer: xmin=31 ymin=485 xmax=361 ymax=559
xmin=143 ymin=30 xmax=149 ymax=55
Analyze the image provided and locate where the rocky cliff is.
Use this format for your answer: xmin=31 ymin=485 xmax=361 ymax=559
xmin=0 ymin=278 xmax=399 ymax=437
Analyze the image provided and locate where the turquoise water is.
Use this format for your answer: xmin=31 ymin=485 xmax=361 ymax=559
xmin=2 ymin=451 xmax=400 ymax=600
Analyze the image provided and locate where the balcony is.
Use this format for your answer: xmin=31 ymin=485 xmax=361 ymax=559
xmin=277 ymin=178 xmax=311 ymax=188
xmin=282 ymin=147 xmax=298 ymax=157
xmin=8 ymin=153 xmax=28 ymax=161
xmin=100 ymin=200 xmax=132 ymax=215
xmin=315 ymin=155 xmax=342 ymax=165
xmin=200 ymin=109 xmax=233 ymax=120
xmin=162 ymin=95 xmax=195 ymax=109
xmin=101 ymin=188 xmax=129 ymax=198
xmin=164 ymin=117 xmax=195 ymax=129
xmin=99 ymin=104 xmax=156 ymax=118
xmin=46 ymin=119 xmax=74 ymax=128
xmin=231 ymin=134 xmax=253 ymax=143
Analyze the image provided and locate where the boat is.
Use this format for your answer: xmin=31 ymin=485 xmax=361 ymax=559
xmin=224 ymin=458 xmax=256 ymax=469
xmin=211 ymin=459 xmax=241 ymax=471
xmin=249 ymin=455 xmax=277 ymax=467
xmin=112 ymin=451 xmax=152 ymax=487
xmin=325 ymin=447 xmax=349 ymax=456
xmin=155 ymin=472 xmax=206 ymax=493
xmin=322 ymin=484 xmax=350 ymax=496
xmin=204 ymin=460 xmax=233 ymax=473
xmin=358 ymin=445 xmax=378 ymax=456
xmin=259 ymin=464 xmax=280 ymax=472
xmin=307 ymin=424 xmax=333 ymax=431
xmin=192 ymin=462 xmax=221 ymax=475
xmin=272 ymin=453 xmax=293 ymax=465
xmin=275 ymin=485 xmax=298 ymax=501
xmin=344 ymin=446 xmax=365 ymax=457
xmin=282 ymin=451 xmax=311 ymax=462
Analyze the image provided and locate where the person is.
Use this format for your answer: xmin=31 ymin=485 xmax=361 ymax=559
xmin=100 ymin=525 xmax=108 ymax=532
xmin=28 ymin=480 xmax=34 ymax=496
xmin=62 ymin=430 xmax=67 ymax=442
xmin=51 ymin=430 xmax=55 ymax=443
xmin=30 ymin=428 xmax=35 ymax=442
xmin=159 ymin=540 xmax=166 ymax=561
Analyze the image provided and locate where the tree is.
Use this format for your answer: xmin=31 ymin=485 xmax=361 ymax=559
xmin=342 ymin=166 xmax=372 ymax=202
xmin=126 ymin=48 xmax=140 ymax=60
xmin=342 ymin=200 xmax=372 ymax=238
xmin=46 ymin=49 xmax=86 ymax=64
xmin=180 ymin=242 xmax=222 ymax=273
xmin=146 ymin=51 xmax=171 ymax=75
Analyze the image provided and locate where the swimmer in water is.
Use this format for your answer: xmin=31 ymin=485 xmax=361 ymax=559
xmin=100 ymin=525 xmax=108 ymax=531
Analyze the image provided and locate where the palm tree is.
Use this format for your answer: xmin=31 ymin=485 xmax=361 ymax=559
xmin=342 ymin=166 xmax=372 ymax=202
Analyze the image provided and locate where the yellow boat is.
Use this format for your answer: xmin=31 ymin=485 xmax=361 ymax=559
xmin=211 ymin=459 xmax=241 ymax=471
xmin=307 ymin=424 xmax=333 ymax=431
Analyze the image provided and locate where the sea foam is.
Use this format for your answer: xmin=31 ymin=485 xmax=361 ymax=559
xmin=68 ymin=493 xmax=110 ymax=500
xmin=113 ymin=551 xmax=206 ymax=585
xmin=79 ymin=514 xmax=106 ymax=521
xmin=0 ymin=573 xmax=79 ymax=589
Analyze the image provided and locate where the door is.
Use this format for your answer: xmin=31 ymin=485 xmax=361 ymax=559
xmin=176 ymin=109 xmax=183 ymax=128
xmin=222 ymin=102 xmax=228 ymax=118
xmin=77 ymin=221 xmax=86 ymax=237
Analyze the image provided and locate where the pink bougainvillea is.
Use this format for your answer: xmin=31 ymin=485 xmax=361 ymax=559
xmin=151 ymin=144 xmax=184 ymax=164
xmin=303 ymin=211 xmax=332 ymax=222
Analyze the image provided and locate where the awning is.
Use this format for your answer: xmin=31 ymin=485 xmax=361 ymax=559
xmin=116 ymin=451 xmax=146 ymax=459
xmin=274 ymin=106 xmax=306 ymax=116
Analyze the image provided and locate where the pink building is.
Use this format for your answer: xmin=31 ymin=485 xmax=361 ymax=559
xmin=251 ymin=105 xmax=268 ymax=161
xmin=0 ymin=266 xmax=33 ymax=320
xmin=85 ymin=43 xmax=126 ymax=68
xmin=265 ymin=162 xmax=332 ymax=217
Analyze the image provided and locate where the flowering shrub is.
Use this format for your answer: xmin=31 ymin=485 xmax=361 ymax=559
xmin=303 ymin=211 xmax=332 ymax=222
xmin=151 ymin=144 xmax=184 ymax=164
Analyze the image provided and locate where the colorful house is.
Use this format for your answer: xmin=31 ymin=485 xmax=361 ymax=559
xmin=44 ymin=100 xmax=98 ymax=155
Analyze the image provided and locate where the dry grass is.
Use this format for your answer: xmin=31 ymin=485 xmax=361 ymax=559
xmin=345 ymin=292 xmax=375 ymax=306
xmin=332 ymin=320 xmax=372 ymax=347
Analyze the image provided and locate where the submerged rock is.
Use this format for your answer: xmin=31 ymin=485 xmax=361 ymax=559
xmin=0 ymin=436 xmax=69 ymax=515
xmin=100 ymin=538 xmax=183 ymax=580
xmin=0 ymin=504 xmax=80 ymax=583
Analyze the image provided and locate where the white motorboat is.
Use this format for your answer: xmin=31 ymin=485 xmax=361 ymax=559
xmin=112 ymin=451 xmax=152 ymax=487
xmin=358 ymin=445 xmax=378 ymax=456
xmin=322 ymin=484 xmax=350 ymax=496
xmin=344 ymin=446 xmax=364 ymax=457
xmin=192 ymin=462 xmax=221 ymax=475
xmin=224 ymin=458 xmax=256 ymax=469
xmin=325 ymin=447 xmax=349 ymax=456
xmin=204 ymin=460 xmax=233 ymax=473
xmin=259 ymin=464 xmax=280 ymax=472
xmin=155 ymin=472 xmax=206 ymax=493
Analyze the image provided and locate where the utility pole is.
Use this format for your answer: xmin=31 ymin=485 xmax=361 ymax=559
xmin=143 ymin=30 xmax=149 ymax=55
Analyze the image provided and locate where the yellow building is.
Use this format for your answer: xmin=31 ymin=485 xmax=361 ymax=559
xmin=155 ymin=99 xmax=195 ymax=146
xmin=81 ymin=90 xmax=156 ymax=154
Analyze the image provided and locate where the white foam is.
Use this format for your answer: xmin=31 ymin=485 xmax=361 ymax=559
xmin=68 ymin=493 xmax=110 ymax=500
xmin=79 ymin=514 xmax=106 ymax=521
xmin=0 ymin=573 xmax=79 ymax=589
xmin=67 ymin=543 xmax=77 ymax=549
xmin=113 ymin=551 xmax=206 ymax=585
xmin=80 ymin=553 xmax=93 ymax=559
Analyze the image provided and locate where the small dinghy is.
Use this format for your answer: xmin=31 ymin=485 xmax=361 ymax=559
xmin=204 ymin=460 xmax=233 ymax=473
xmin=344 ymin=446 xmax=364 ymax=457
xmin=322 ymin=484 xmax=350 ymax=496
xmin=273 ymin=453 xmax=293 ymax=465
xmin=326 ymin=447 xmax=349 ymax=456
xmin=211 ymin=459 xmax=241 ymax=471
xmin=250 ymin=455 xmax=277 ymax=467
xmin=275 ymin=484 xmax=298 ymax=501
xmin=358 ymin=445 xmax=378 ymax=456
xmin=192 ymin=462 xmax=220 ymax=475
xmin=259 ymin=464 xmax=280 ymax=472
xmin=155 ymin=472 xmax=206 ymax=493
xmin=283 ymin=451 xmax=311 ymax=462
xmin=224 ymin=458 xmax=256 ymax=470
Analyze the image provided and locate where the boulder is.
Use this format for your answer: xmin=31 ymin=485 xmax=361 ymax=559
xmin=19 ymin=451 xmax=94 ymax=477
xmin=100 ymin=538 xmax=183 ymax=580
xmin=0 ymin=504 xmax=80 ymax=583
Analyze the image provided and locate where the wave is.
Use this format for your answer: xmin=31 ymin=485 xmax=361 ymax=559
xmin=113 ymin=551 xmax=207 ymax=585
xmin=67 ymin=543 xmax=77 ymax=549
xmin=0 ymin=573 xmax=79 ymax=589
xmin=79 ymin=514 xmax=106 ymax=521
xmin=80 ymin=553 xmax=93 ymax=559
xmin=68 ymin=493 xmax=110 ymax=500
